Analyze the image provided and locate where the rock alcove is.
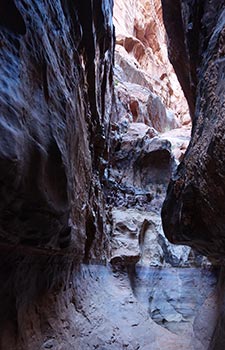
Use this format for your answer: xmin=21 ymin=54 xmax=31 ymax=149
xmin=0 ymin=0 xmax=224 ymax=349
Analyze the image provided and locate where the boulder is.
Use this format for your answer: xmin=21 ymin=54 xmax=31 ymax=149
xmin=109 ymin=208 xmax=204 ymax=268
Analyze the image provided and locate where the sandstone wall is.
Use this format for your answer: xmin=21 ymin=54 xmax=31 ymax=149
xmin=0 ymin=1 xmax=220 ymax=349
xmin=113 ymin=0 xmax=190 ymax=128
xmin=161 ymin=2 xmax=225 ymax=348
xmin=161 ymin=0 xmax=225 ymax=264
xmin=0 ymin=1 xmax=114 ymax=348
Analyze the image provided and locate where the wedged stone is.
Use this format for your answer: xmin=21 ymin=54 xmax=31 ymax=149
xmin=110 ymin=208 xmax=194 ymax=268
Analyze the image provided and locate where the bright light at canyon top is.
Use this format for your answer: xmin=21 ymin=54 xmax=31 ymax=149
xmin=113 ymin=0 xmax=191 ymax=128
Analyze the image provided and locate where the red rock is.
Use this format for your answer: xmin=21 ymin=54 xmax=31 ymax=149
xmin=114 ymin=0 xmax=191 ymax=126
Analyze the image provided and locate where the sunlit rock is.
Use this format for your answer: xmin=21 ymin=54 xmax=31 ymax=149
xmin=113 ymin=0 xmax=190 ymax=129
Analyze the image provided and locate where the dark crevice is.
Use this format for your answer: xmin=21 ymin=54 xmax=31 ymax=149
xmin=101 ymin=62 xmax=107 ymax=122
xmin=161 ymin=0 xmax=196 ymax=118
xmin=42 ymin=60 xmax=49 ymax=102
xmin=0 ymin=0 xmax=26 ymax=35
xmin=45 ymin=139 xmax=68 ymax=209
xmin=84 ymin=212 xmax=96 ymax=262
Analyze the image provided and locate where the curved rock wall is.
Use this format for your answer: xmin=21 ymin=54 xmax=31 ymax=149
xmin=0 ymin=0 xmax=221 ymax=349
xmin=161 ymin=3 xmax=225 ymax=348
xmin=161 ymin=0 xmax=225 ymax=263
xmin=0 ymin=0 xmax=114 ymax=260
xmin=0 ymin=0 xmax=114 ymax=348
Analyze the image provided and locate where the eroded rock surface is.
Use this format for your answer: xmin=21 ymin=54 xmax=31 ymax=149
xmin=0 ymin=0 xmax=114 ymax=259
xmin=161 ymin=2 xmax=225 ymax=348
xmin=7 ymin=263 xmax=214 ymax=350
xmin=106 ymin=117 xmax=210 ymax=271
xmin=0 ymin=1 xmax=221 ymax=349
xmin=0 ymin=0 xmax=114 ymax=348
xmin=161 ymin=0 xmax=225 ymax=263
xmin=110 ymin=208 xmax=197 ymax=267
xmin=113 ymin=0 xmax=190 ymax=130
xmin=134 ymin=266 xmax=217 ymax=349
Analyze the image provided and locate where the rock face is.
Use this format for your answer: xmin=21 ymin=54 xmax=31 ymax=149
xmin=161 ymin=2 xmax=225 ymax=348
xmin=134 ymin=266 xmax=217 ymax=349
xmin=113 ymin=0 xmax=190 ymax=130
xmin=161 ymin=0 xmax=225 ymax=263
xmin=0 ymin=0 xmax=114 ymax=348
xmin=0 ymin=1 xmax=221 ymax=349
xmin=110 ymin=208 xmax=199 ymax=267
xmin=106 ymin=116 xmax=202 ymax=268
xmin=0 ymin=0 xmax=114 ymax=259
xmin=107 ymin=117 xmax=211 ymax=271
xmin=7 ymin=263 xmax=215 ymax=350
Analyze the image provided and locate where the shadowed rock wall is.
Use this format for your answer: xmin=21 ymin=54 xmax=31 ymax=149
xmin=161 ymin=0 xmax=225 ymax=262
xmin=0 ymin=0 xmax=114 ymax=259
xmin=161 ymin=2 xmax=225 ymax=348
xmin=0 ymin=0 xmax=114 ymax=348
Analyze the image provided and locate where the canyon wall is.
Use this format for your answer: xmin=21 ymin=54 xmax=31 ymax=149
xmin=113 ymin=0 xmax=191 ymax=129
xmin=0 ymin=0 xmax=114 ymax=348
xmin=161 ymin=1 xmax=225 ymax=348
xmin=0 ymin=0 xmax=115 ymax=261
xmin=161 ymin=0 xmax=225 ymax=264
xmin=0 ymin=0 xmax=222 ymax=349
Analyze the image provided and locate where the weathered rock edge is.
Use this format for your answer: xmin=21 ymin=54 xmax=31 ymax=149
xmin=0 ymin=1 xmax=114 ymax=348
xmin=161 ymin=0 xmax=225 ymax=263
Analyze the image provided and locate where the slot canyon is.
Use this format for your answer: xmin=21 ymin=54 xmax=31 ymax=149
xmin=0 ymin=0 xmax=225 ymax=349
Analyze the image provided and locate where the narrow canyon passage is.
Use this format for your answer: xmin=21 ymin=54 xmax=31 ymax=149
xmin=102 ymin=1 xmax=219 ymax=348
xmin=0 ymin=1 xmax=224 ymax=350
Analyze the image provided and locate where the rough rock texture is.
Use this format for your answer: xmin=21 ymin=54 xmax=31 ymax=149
xmin=1 ymin=1 xmax=197 ymax=349
xmin=0 ymin=0 xmax=114 ymax=348
xmin=113 ymin=0 xmax=191 ymax=130
xmin=161 ymin=0 xmax=225 ymax=262
xmin=110 ymin=208 xmax=200 ymax=267
xmin=134 ymin=266 xmax=218 ymax=349
xmin=3 ymin=262 xmax=216 ymax=350
xmin=161 ymin=2 xmax=225 ymax=348
xmin=109 ymin=124 xmax=174 ymax=190
xmin=107 ymin=119 xmax=209 ymax=270
xmin=0 ymin=0 xmax=221 ymax=349
xmin=0 ymin=0 xmax=114 ymax=259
